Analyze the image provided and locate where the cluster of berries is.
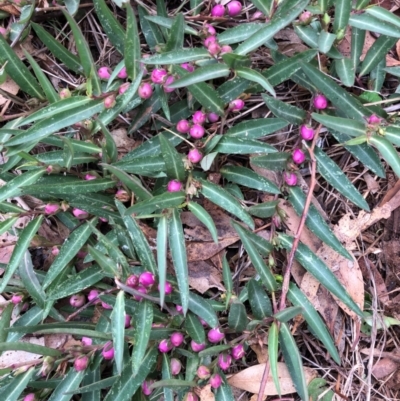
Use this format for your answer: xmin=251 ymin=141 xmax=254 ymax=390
xmin=211 ymin=1 xmax=242 ymax=18
xmin=202 ymin=23 xmax=232 ymax=56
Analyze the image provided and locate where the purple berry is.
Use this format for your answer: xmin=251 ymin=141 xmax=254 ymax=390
xmin=300 ymin=124 xmax=315 ymax=141
xmin=138 ymin=83 xmax=153 ymax=99
xmin=134 ymin=286 xmax=147 ymax=301
xmin=158 ymin=281 xmax=173 ymax=294
xmin=159 ymin=339 xmax=173 ymax=353
xmin=208 ymin=42 xmax=221 ymax=56
xmin=70 ymin=294 xmax=85 ymax=308
xmin=177 ymin=119 xmax=190 ymax=134
xmin=72 ymin=208 xmax=88 ymax=219
xmin=284 ymin=172 xmax=297 ymax=187
xmin=292 ymin=149 xmax=305 ymax=164
xmin=176 ymin=305 xmax=184 ymax=314
xmin=139 ymin=271 xmax=155 ymax=287
xmin=118 ymin=82 xmax=130 ymax=95
xmin=44 ymin=204 xmax=59 ymax=215
xmin=313 ymin=94 xmax=328 ymax=110
xmin=11 ymin=294 xmax=23 ymax=304
xmin=98 ymin=67 xmax=111 ymax=80
xmin=104 ymin=95 xmax=116 ymax=109
xmin=226 ymin=1 xmax=242 ymax=17
xmin=368 ymin=114 xmax=381 ymax=124
xmin=251 ymin=11 xmax=264 ymax=20
xmin=218 ymin=353 xmax=232 ymax=370
xmin=191 ymin=340 xmax=206 ymax=352
xmin=185 ymin=392 xmax=199 ymax=401
xmin=117 ymin=67 xmax=127 ymax=79
xmin=209 ymin=373 xmax=223 ymax=389
xmin=170 ymin=358 xmax=182 ymax=375
xmin=207 ymin=112 xmax=220 ymax=123
xmin=101 ymin=301 xmax=113 ymax=310
xmin=299 ymin=11 xmax=312 ymax=23
xmin=102 ymin=342 xmax=114 ymax=360
xmin=81 ymin=337 xmax=92 ymax=346
xmin=231 ymin=343 xmax=245 ymax=359
xmin=167 ymin=180 xmax=183 ymax=192
xmin=188 ymin=148 xmax=203 ymax=163
xmin=88 ymin=289 xmax=99 ymax=303
xmin=85 ymin=174 xmax=96 ymax=181
xmin=126 ymin=274 xmax=139 ymax=288
xmin=192 ymin=110 xmax=207 ymax=125
xmin=51 ymin=246 xmax=59 ymax=256
xmin=142 ymin=380 xmax=154 ymax=396
xmin=229 ymin=99 xmax=245 ymax=111
xmin=220 ymin=45 xmax=233 ymax=54
xmin=211 ymin=4 xmax=225 ymax=17
xmin=181 ymin=63 xmax=195 ymax=72
xmin=204 ymin=36 xmax=217 ymax=48
xmin=207 ymin=327 xmax=225 ymax=343
xmin=170 ymin=332 xmax=184 ymax=347
xmin=197 ymin=365 xmax=211 ymax=379
xmin=189 ymin=124 xmax=205 ymax=139
xmin=125 ymin=314 xmax=131 ymax=328
xmin=74 ymin=356 xmax=89 ymax=371
xmin=23 ymin=394 xmax=36 ymax=401
xmin=163 ymin=75 xmax=175 ymax=93
xmin=151 ymin=68 xmax=167 ymax=84
xmin=205 ymin=24 xmax=216 ymax=35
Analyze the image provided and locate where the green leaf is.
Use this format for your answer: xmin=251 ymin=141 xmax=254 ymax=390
xmin=214 ymin=137 xmax=277 ymax=154
xmin=287 ymin=283 xmax=340 ymax=364
xmin=0 ymin=217 xmax=19 ymax=237
xmin=232 ymin=221 xmax=277 ymax=291
xmin=198 ymin=344 xmax=231 ymax=358
xmin=220 ymin=165 xmax=281 ymax=194
xmin=159 ymin=133 xmax=186 ymax=181
xmin=221 ymin=254 xmax=233 ymax=307
xmin=144 ymin=15 xmax=198 ymax=36
xmin=42 ymin=220 xmax=94 ymax=290
xmin=218 ymin=23 xmax=263 ymax=45
xmin=65 ymin=376 xmax=117 ymax=395
xmin=199 ymin=179 xmax=254 ymax=229
xmin=221 ymin=53 xmax=252 ymax=69
xmin=7 ymin=306 xmax=44 ymax=342
xmin=47 ymin=265 xmax=105 ymax=300
xmin=228 ymin=300 xmax=247 ymax=332
xmin=169 ymin=64 xmax=230 ymax=88
xmin=143 ymin=48 xmax=209 ymax=65
xmin=215 ymin=382 xmax=235 ymax=401
xmin=274 ymin=305 xmax=303 ymax=322
xmin=188 ymin=292 xmax=219 ymax=328
xmin=188 ymin=202 xmax=218 ymax=243
xmin=31 ymin=22 xmax=83 ymax=73
xmin=335 ymin=57 xmax=355 ymax=87
xmin=369 ymin=135 xmax=400 ymax=178
xmin=165 ymin=13 xmax=184 ymax=51
xmin=132 ymin=300 xmax=153 ymax=376
xmin=138 ymin=5 xmax=164 ymax=50
xmin=278 ymin=234 xmax=364 ymax=317
xmin=157 ymin=216 xmax=168 ymax=307
xmin=111 ymin=291 xmax=125 ymax=374
xmin=225 ymin=118 xmax=288 ymax=139
xmin=349 ymin=13 xmax=400 ymax=38
xmin=162 ymin=354 xmax=174 ymax=401
xmin=150 ymin=379 xmax=196 ymax=390
xmin=6 ymin=98 xmax=105 ymax=146
xmin=279 ymin=322 xmax=309 ymax=401
xmin=251 ymin=152 xmax=290 ymax=171
xmin=252 ymin=0 xmax=274 ymax=17
xmin=0 ymin=303 xmax=13 ymax=343
xmin=351 ymin=27 xmax=366 ymax=70
xmin=98 ymin=121 xmax=118 ymax=163
xmin=236 ymin=66 xmax=275 ymax=97
xmin=184 ymin=312 xmax=205 ymax=344
xmin=0 ymin=216 xmax=43 ymax=293
xmin=81 ymin=366 xmax=101 ymax=401
xmin=48 ymin=368 xmax=85 ymax=401
xmin=125 ymin=3 xmax=141 ymax=81
xmin=318 ymin=30 xmax=336 ymax=54
xmin=308 ymin=378 xmax=335 ymax=401
xmin=169 ymin=208 xmax=189 ymax=314
xmin=333 ymin=0 xmax=351 ymax=35
xmin=314 ymin=147 xmax=370 ymax=211
xmin=0 ymin=171 xmax=45 ymax=203
xmin=125 ymin=191 xmax=185 ymax=215
xmin=116 ymin=202 xmax=157 ymax=274
xmin=262 ymin=94 xmax=306 ymax=125
xmin=366 ymin=6 xmax=400 ymax=29
xmin=359 ymin=35 xmax=397 ymax=77
xmin=287 ymin=186 xmax=352 ymax=259
xmin=268 ymin=322 xmax=280 ymax=396
xmin=301 ymin=63 xmax=370 ymax=122
xmin=0 ymin=35 xmax=44 ymax=100
xmin=1 ymin=368 xmax=35 ymax=401
xmin=235 ymin=0 xmax=309 ymax=55
xmin=247 ymin=278 xmax=272 ymax=319
xmin=384 ymin=125 xmax=400 ymax=146
xmin=0 ymin=342 xmax=61 ymax=357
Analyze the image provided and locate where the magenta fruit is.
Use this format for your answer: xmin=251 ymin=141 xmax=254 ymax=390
xmin=211 ymin=4 xmax=225 ymax=17
xmin=11 ymin=294 xmax=23 ymax=304
xmin=118 ymin=82 xmax=130 ymax=95
xmin=299 ymin=10 xmax=312 ymax=23
xmin=192 ymin=110 xmax=207 ymax=125
xmin=207 ymin=112 xmax=220 ymax=123
xmin=220 ymin=45 xmax=233 ymax=54
xmin=207 ymin=327 xmax=225 ymax=343
xmin=85 ymin=174 xmax=96 ymax=181
xmin=197 ymin=365 xmax=211 ymax=379
xmin=138 ymin=82 xmax=153 ymax=99
xmin=207 ymin=42 xmax=221 ymax=56
xmin=209 ymin=373 xmax=223 ymax=389
xmin=104 ymin=95 xmax=116 ymax=109
xmin=313 ymin=94 xmax=328 ymax=110
xmin=70 ymin=294 xmax=85 ymax=308
xmin=170 ymin=358 xmax=182 ymax=375
xmin=142 ymin=380 xmax=154 ymax=396
xmin=98 ymin=66 xmax=111 ymax=80
xmin=189 ymin=124 xmax=205 ymax=139
xmin=167 ymin=179 xmax=183 ymax=192
xmin=151 ymin=68 xmax=168 ymax=84
xmin=185 ymin=392 xmax=199 ymax=401
xmin=51 ymin=246 xmax=59 ymax=256
xmin=163 ymin=75 xmax=175 ymax=93
xmin=181 ymin=62 xmax=195 ymax=72
xmin=139 ymin=271 xmax=155 ymax=287
xmin=117 ymin=67 xmax=127 ymax=79
xmin=74 ymin=356 xmax=89 ymax=371
xmin=126 ymin=274 xmax=139 ymax=288
xmin=72 ymin=208 xmax=88 ymax=219
xmin=125 ymin=314 xmax=131 ymax=328
xmin=191 ymin=340 xmax=206 ymax=352
xmin=88 ymin=289 xmax=99 ymax=303
xmin=188 ymin=148 xmax=203 ymax=163
xmin=44 ymin=204 xmax=59 ymax=215
xmin=170 ymin=332 xmax=184 ymax=347
xmin=204 ymin=36 xmax=217 ymax=47
xmin=81 ymin=337 xmax=93 ymax=346
xmin=205 ymin=23 xmax=216 ymax=35
xmin=158 ymin=281 xmax=173 ymax=295
xmin=231 ymin=343 xmax=245 ymax=359
xmin=368 ymin=114 xmax=381 ymax=124
xmin=292 ymin=149 xmax=305 ymax=164
xmin=159 ymin=339 xmax=173 ymax=353
xmin=134 ymin=286 xmax=147 ymax=301
xmin=251 ymin=11 xmax=264 ymax=19
xmin=284 ymin=172 xmax=297 ymax=187
xmin=101 ymin=301 xmax=113 ymax=310
xmin=229 ymin=98 xmax=245 ymax=111
xmin=176 ymin=305 xmax=184 ymax=314
xmin=102 ymin=342 xmax=115 ymax=360
xmin=59 ymin=88 xmax=71 ymax=99
xmin=226 ymin=1 xmax=242 ymax=17
xmin=23 ymin=394 xmax=36 ymax=401
xmin=300 ymin=124 xmax=315 ymax=141
xmin=218 ymin=353 xmax=232 ymax=370
xmin=177 ymin=119 xmax=190 ymax=134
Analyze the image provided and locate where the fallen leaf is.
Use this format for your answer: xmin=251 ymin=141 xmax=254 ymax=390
xmin=364 ymin=173 xmax=380 ymax=194
xmin=250 ymin=343 xmax=269 ymax=364
xmin=197 ymin=384 xmax=215 ymax=401
xmin=0 ymin=337 xmax=44 ymax=369
xmin=372 ymin=358 xmax=399 ymax=379
xmin=0 ymin=75 xmax=19 ymax=106
xmin=186 ymin=237 xmax=238 ymax=262
xmin=227 ymin=362 xmax=317 ymax=396
xmin=188 ymin=260 xmax=225 ymax=294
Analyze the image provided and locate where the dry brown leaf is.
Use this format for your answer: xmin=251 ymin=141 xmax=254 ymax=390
xmin=0 ymin=337 xmax=44 ymax=369
xmin=372 ymin=358 xmax=399 ymax=379
xmin=197 ymin=384 xmax=215 ymax=401
xmin=250 ymin=344 xmax=269 ymax=364
xmin=227 ymin=362 xmax=317 ymax=396
xmin=0 ymin=75 xmax=19 ymax=106
xmin=364 ymin=173 xmax=380 ymax=194
xmin=186 ymin=237 xmax=238 ymax=262
xmin=188 ymin=260 xmax=224 ymax=294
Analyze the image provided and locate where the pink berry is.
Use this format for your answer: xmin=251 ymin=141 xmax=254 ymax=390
xmin=167 ymin=180 xmax=183 ymax=192
xmin=11 ymin=294 xmax=23 ymax=304
xmin=119 ymin=82 xmax=130 ymax=95
xmin=74 ymin=356 xmax=89 ymax=371
xmin=220 ymin=45 xmax=233 ymax=54
xmin=299 ymin=11 xmax=312 ymax=23
xmin=159 ymin=339 xmax=173 ymax=353
xmin=192 ymin=110 xmax=207 ymax=125
xmin=176 ymin=305 xmax=184 ymax=314
xmin=181 ymin=63 xmax=195 ymax=72
xmin=142 ymin=380 xmax=154 ymax=396
xmin=313 ymin=94 xmax=328 ymax=110
xmin=81 ymin=337 xmax=92 ymax=346
xmin=102 ymin=342 xmax=115 ymax=360
xmin=205 ymin=24 xmax=216 ymax=35
xmin=23 ymin=394 xmax=36 ymax=401
xmin=292 ymin=149 xmax=305 ymax=164
xmin=101 ymin=301 xmax=113 ymax=310
xmin=158 ymin=281 xmax=173 ymax=294
xmin=115 ymin=189 xmax=130 ymax=202
xmin=197 ymin=365 xmax=211 ymax=379
xmin=44 ymin=204 xmax=59 ymax=214
xmin=188 ymin=148 xmax=203 ymax=163
xmin=98 ymin=67 xmax=111 ymax=80
xmin=211 ymin=4 xmax=225 ymax=17
xmin=88 ymin=289 xmax=99 ymax=303
xmin=300 ymin=124 xmax=315 ymax=141
xmin=284 ymin=172 xmax=297 ymax=186
xmin=51 ymin=246 xmax=59 ymax=256
xmin=189 ymin=124 xmax=205 ymax=139
xmin=138 ymin=83 xmax=153 ymax=99
xmin=218 ymin=353 xmax=232 ymax=370
xmin=104 ymin=95 xmax=116 ymax=109
xmin=170 ymin=332 xmax=184 ymax=347
xmin=77 ymin=250 xmax=87 ymax=259
xmin=231 ymin=343 xmax=245 ymax=359
xmin=191 ymin=340 xmax=206 ymax=352
xmin=207 ymin=112 xmax=220 ymax=123
xmin=251 ymin=11 xmax=264 ymax=20
xmin=208 ymin=327 xmax=225 ymax=343
xmin=59 ymin=88 xmax=71 ymax=99
xmin=134 ymin=286 xmax=147 ymax=301
xmin=368 ymin=114 xmax=381 ymax=124
xmin=117 ymin=67 xmax=127 ymax=79
xmin=177 ymin=119 xmax=190 ymax=134
xmin=229 ymin=99 xmax=245 ymax=112
xmin=209 ymin=373 xmax=222 ymax=389
xmin=0 ymin=27 xmax=8 ymax=36
xmin=204 ymin=36 xmax=217 ymax=48
xmin=139 ymin=271 xmax=155 ymax=287
xmin=85 ymin=174 xmax=96 ymax=180
xmin=124 ymin=314 xmax=131 ymax=328
xmin=170 ymin=358 xmax=182 ymax=375
xmin=72 ymin=208 xmax=88 ymax=219
xmin=226 ymin=1 xmax=242 ymax=17
xmin=163 ymin=75 xmax=175 ymax=93
xmin=70 ymin=294 xmax=85 ymax=308
xmin=208 ymin=42 xmax=221 ymax=56
xmin=126 ymin=274 xmax=139 ymax=288
xmin=151 ymin=68 xmax=168 ymax=84
xmin=185 ymin=392 xmax=199 ymax=401
xmin=200 ymin=318 xmax=208 ymax=327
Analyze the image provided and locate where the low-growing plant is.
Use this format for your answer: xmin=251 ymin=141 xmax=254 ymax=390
xmin=0 ymin=0 xmax=399 ymax=400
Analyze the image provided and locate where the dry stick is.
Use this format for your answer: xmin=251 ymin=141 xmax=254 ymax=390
xmin=257 ymin=124 xmax=322 ymax=401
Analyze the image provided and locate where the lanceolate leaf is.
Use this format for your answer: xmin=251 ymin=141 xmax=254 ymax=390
xmin=188 ymin=202 xmax=218 ymax=243
xmin=188 ymin=292 xmax=219 ymax=328
xmin=366 ymin=5 xmax=400 ymax=29
xmin=351 ymin=27 xmax=366 ymax=70
xmin=112 ymin=291 xmax=125 ymax=374
xmin=0 ymin=216 xmax=43 ymax=293
xmin=125 ymin=192 xmax=185 ymax=215
xmin=48 ymin=368 xmax=85 ymax=401
xmin=199 ymin=179 xmax=255 ymax=229
xmin=278 ymin=234 xmax=364 ymax=317
xmin=169 ymin=64 xmax=230 ymax=88
xmin=262 ymin=94 xmax=306 ymax=125
xmin=314 ymin=147 xmax=370 ymax=211
xmin=165 ymin=13 xmax=185 ymax=51
xmin=318 ymin=31 xmax=336 ymax=54
xmin=185 ymin=312 xmax=206 ymax=344
xmin=225 ymin=118 xmax=288 ymax=139
xmin=333 ymin=0 xmax=351 ymax=36
xmin=159 ymin=133 xmax=186 ymax=181
xmin=125 ymin=3 xmax=141 ymax=81
xmin=236 ymin=66 xmax=275 ymax=96
xmin=287 ymin=283 xmax=340 ymax=364
xmin=157 ymin=217 xmax=168 ymax=307
xmin=335 ymin=57 xmax=355 ymax=87
xmin=369 ymin=135 xmax=400 ymax=178
xmin=247 ymin=279 xmax=272 ymax=319
xmin=268 ymin=322 xmax=280 ymax=396
xmin=143 ymin=48 xmax=209 ymax=65
xmin=214 ymin=137 xmax=277 ymax=155
xmin=169 ymin=208 xmax=189 ymax=315
xmin=251 ymin=152 xmax=290 ymax=171
xmin=279 ymin=322 xmax=309 ymax=401
xmin=218 ymin=23 xmax=263 ymax=46
xmin=1 ymin=368 xmax=35 ymax=401
xmin=144 ymin=15 xmax=198 ymax=36
xmin=252 ymin=0 xmax=274 ymax=17
xmin=232 ymin=221 xmax=277 ymax=292
xmin=349 ymin=13 xmax=400 ymax=38
xmin=228 ymin=300 xmax=247 ymax=332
